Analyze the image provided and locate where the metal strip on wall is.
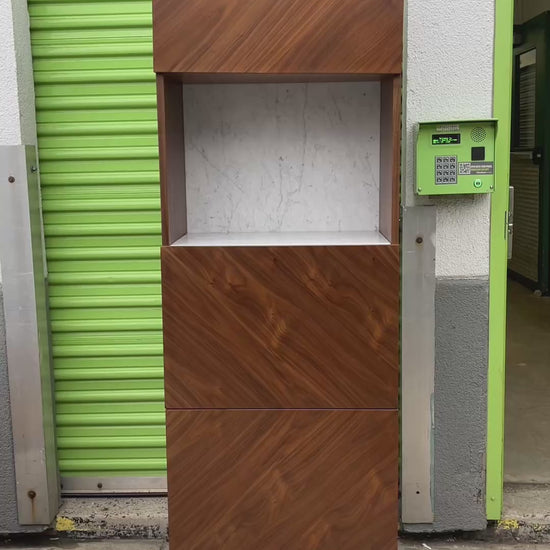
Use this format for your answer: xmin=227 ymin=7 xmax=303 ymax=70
xmin=28 ymin=0 xmax=166 ymax=492
xmin=401 ymin=205 xmax=436 ymax=524
xmin=0 ymin=146 xmax=60 ymax=524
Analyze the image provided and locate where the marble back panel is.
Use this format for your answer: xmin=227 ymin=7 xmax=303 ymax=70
xmin=183 ymin=82 xmax=381 ymax=234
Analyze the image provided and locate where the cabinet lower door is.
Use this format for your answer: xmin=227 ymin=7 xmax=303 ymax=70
xmin=166 ymin=409 xmax=397 ymax=550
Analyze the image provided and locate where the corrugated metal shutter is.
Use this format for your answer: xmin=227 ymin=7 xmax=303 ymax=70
xmin=509 ymin=155 xmax=540 ymax=284
xmin=518 ymin=64 xmax=536 ymax=150
xmin=28 ymin=0 xmax=166 ymax=492
xmin=509 ymin=52 xmax=539 ymax=286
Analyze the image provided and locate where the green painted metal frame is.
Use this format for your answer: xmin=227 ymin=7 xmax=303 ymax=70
xmin=486 ymin=0 xmax=514 ymax=521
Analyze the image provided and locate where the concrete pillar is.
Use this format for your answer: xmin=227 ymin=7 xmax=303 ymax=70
xmin=401 ymin=0 xmax=494 ymax=532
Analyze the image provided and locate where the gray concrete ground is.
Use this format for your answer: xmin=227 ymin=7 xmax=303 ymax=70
xmin=503 ymin=483 xmax=550 ymax=524
xmin=505 ymin=280 xmax=550 ymax=483
xmin=54 ymin=498 xmax=168 ymax=539
xmin=2 ymin=540 xmax=550 ymax=550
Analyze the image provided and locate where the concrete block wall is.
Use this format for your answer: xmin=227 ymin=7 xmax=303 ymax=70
xmin=402 ymin=0 xmax=494 ymax=533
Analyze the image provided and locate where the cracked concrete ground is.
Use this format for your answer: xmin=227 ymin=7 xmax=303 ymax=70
xmin=46 ymin=492 xmax=550 ymax=545
xmin=2 ymin=539 xmax=550 ymax=550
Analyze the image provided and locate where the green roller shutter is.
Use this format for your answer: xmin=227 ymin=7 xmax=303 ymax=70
xmin=28 ymin=0 xmax=166 ymax=492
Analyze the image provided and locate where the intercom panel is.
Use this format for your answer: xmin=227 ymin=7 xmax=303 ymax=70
xmin=416 ymin=120 xmax=496 ymax=195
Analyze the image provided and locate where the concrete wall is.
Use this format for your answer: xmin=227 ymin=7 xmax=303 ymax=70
xmin=515 ymin=0 xmax=550 ymax=24
xmin=0 ymin=0 xmax=38 ymax=147
xmin=402 ymin=0 xmax=494 ymax=533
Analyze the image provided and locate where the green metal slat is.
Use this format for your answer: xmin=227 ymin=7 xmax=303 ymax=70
xmin=29 ymin=2 xmax=152 ymax=17
xmin=59 ymin=459 xmax=166 ymax=472
xmin=58 ymin=426 xmax=165 ymax=437
xmin=29 ymin=0 xmax=166 ymax=486
xmin=48 ymin=283 xmax=160 ymax=297
xmin=59 ymin=449 xmax=166 ymax=461
xmin=49 ymin=297 xmax=161 ymax=310
xmin=34 ymin=82 xmax=156 ymax=98
xmin=57 ymin=379 xmax=164 ymax=392
xmin=39 ymin=135 xmax=158 ymax=148
xmin=42 ymin=184 xmax=159 ymax=198
xmin=47 ymin=259 xmax=160 ymax=273
xmin=40 ymin=172 xmax=159 ymax=186
xmin=53 ymin=344 xmax=163 ymax=358
xmin=33 ymin=56 xmax=152 ymax=72
xmin=39 ymin=159 xmax=159 ymax=173
xmin=38 ymin=109 xmax=156 ymax=123
xmin=33 ymin=43 xmax=153 ymax=59
xmin=30 ymin=14 xmax=152 ymax=31
xmin=44 ymin=223 xmax=160 ymax=237
xmin=50 ymin=307 xmax=162 ymax=320
xmin=54 ymin=356 xmax=163 ymax=369
xmin=44 ymin=211 xmax=160 ymax=225
xmin=40 ymin=145 xmax=158 ymax=161
xmin=56 ymin=390 xmax=164 ymax=404
xmin=47 ymin=248 xmax=159 ymax=261
xmin=52 ymin=318 xmax=163 ymax=332
xmin=56 ymin=402 xmax=164 ymax=416
xmin=37 ymin=121 xmax=157 ymax=137
xmin=43 ymin=200 xmax=160 ymax=214
xmin=55 ymin=367 xmax=162 ymax=380
xmin=57 ymin=436 xmax=166 ymax=449
xmin=34 ymin=68 xmax=154 ymax=84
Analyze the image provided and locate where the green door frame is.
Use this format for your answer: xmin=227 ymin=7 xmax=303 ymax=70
xmin=486 ymin=0 xmax=514 ymax=521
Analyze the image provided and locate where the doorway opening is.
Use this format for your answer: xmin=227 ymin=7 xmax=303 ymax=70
xmin=504 ymin=0 xmax=550 ymax=516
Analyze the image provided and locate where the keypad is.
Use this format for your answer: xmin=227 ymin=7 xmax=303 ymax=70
xmin=435 ymin=155 xmax=457 ymax=184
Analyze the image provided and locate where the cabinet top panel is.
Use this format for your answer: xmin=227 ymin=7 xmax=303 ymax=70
xmin=153 ymin=0 xmax=403 ymax=77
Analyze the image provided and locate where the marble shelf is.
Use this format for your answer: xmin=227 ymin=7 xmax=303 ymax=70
xmin=171 ymin=230 xmax=390 ymax=247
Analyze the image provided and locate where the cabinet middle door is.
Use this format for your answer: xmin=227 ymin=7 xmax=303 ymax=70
xmin=162 ymin=244 xmax=399 ymax=409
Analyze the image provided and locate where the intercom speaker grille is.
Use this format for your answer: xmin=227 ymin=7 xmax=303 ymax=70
xmin=471 ymin=127 xmax=487 ymax=142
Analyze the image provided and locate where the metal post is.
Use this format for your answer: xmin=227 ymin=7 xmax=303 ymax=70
xmin=0 ymin=145 xmax=59 ymax=525
xmin=401 ymin=205 xmax=436 ymax=524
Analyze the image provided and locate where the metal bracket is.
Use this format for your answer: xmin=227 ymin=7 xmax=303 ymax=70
xmin=507 ymin=186 xmax=514 ymax=260
xmin=401 ymin=205 xmax=436 ymax=524
xmin=0 ymin=146 xmax=59 ymax=525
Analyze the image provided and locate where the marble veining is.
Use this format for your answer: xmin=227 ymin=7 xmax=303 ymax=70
xmin=183 ymin=82 xmax=380 ymax=233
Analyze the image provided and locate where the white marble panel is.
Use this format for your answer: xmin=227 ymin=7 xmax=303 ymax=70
xmin=183 ymin=82 xmax=380 ymax=234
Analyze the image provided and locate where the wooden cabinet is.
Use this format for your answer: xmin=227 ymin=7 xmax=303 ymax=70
xmin=154 ymin=0 xmax=402 ymax=547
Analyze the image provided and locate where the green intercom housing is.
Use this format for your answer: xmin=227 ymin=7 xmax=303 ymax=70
xmin=416 ymin=120 xmax=497 ymax=195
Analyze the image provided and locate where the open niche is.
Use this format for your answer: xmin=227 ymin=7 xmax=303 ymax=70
xmin=154 ymin=0 xmax=402 ymax=247
xmin=160 ymin=79 xmax=398 ymax=247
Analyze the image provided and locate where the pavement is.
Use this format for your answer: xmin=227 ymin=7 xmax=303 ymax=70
xmin=1 ymin=539 xmax=550 ymax=550
xmin=44 ymin=493 xmax=550 ymax=544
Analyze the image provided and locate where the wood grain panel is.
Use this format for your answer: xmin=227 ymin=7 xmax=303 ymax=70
xmin=379 ymin=76 xmax=402 ymax=244
xmin=157 ymin=75 xmax=187 ymax=245
xmin=167 ymin=409 xmax=398 ymax=550
xmin=162 ymin=245 xmax=399 ymax=409
xmin=153 ymin=0 xmax=403 ymax=77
